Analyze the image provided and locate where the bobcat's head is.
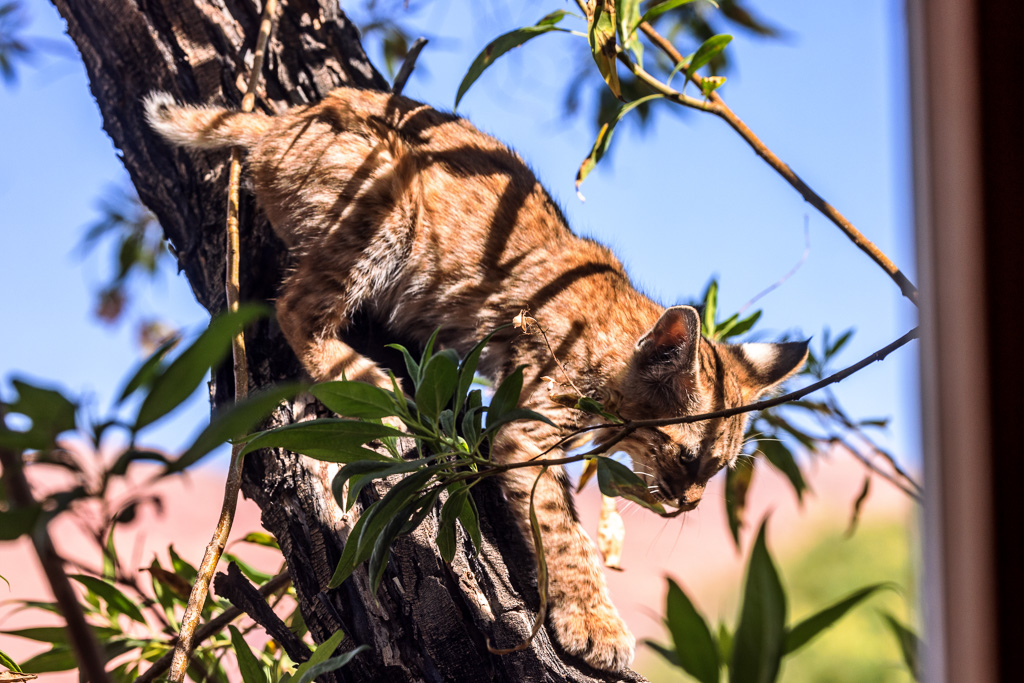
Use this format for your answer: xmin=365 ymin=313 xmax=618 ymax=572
xmin=603 ymin=306 xmax=808 ymax=513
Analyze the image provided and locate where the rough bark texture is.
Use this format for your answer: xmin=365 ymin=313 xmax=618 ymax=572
xmin=49 ymin=1 xmax=647 ymax=681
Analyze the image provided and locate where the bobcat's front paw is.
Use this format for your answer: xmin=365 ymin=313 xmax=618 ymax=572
xmin=550 ymin=599 xmax=636 ymax=672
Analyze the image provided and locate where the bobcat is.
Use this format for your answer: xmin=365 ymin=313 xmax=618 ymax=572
xmin=145 ymin=87 xmax=807 ymax=672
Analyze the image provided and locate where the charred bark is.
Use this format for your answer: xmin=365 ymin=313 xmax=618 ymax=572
xmin=48 ymin=1 xmax=646 ymax=681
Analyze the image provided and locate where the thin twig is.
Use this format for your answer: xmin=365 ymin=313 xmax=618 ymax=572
xmin=464 ymin=327 xmax=919 ymax=481
xmin=168 ymin=1 xmax=278 ymax=680
xmin=138 ymin=572 xmax=291 ymax=683
xmin=633 ymin=19 xmax=919 ymax=304
xmin=738 ymin=216 xmax=810 ymax=314
xmin=391 ymin=37 xmax=427 ymax=96
xmin=829 ymin=436 xmax=922 ymax=502
xmin=0 ymin=435 xmax=112 ymax=683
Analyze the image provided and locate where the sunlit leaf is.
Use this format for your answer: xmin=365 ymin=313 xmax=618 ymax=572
xmin=588 ymin=0 xmax=621 ymax=99
xmin=596 ymin=457 xmax=666 ymax=513
xmin=684 ymin=34 xmax=732 ymax=84
xmin=488 ymin=366 xmax=525 ymax=424
xmin=69 ymin=574 xmax=147 ymax=626
xmin=576 ymin=94 xmax=663 ymax=194
xmin=758 ymin=440 xmax=807 ymax=503
xmin=455 ymin=10 xmax=575 ymax=110
xmin=415 ymin=349 xmax=459 ymax=422
xmin=636 ymin=0 xmax=700 ymax=30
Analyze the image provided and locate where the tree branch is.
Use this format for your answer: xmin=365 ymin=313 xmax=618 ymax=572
xmin=635 ymin=20 xmax=919 ymax=304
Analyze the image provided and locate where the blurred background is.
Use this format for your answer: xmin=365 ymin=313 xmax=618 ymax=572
xmin=0 ymin=1 xmax=921 ymax=680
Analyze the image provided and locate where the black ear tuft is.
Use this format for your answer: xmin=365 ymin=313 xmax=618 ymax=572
xmin=737 ymin=340 xmax=810 ymax=393
xmin=637 ymin=306 xmax=701 ymax=372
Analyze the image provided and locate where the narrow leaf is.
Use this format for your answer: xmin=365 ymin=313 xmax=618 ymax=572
xmin=415 ymin=349 xmax=459 ymax=422
xmin=596 ymin=457 xmax=666 ymax=513
xmin=455 ymin=11 xmax=574 ymax=109
xmin=488 ymin=366 xmax=525 ymax=423
xmin=230 ymin=625 xmax=268 ymax=683
xmin=291 ymin=645 xmax=368 ymax=683
xmin=69 ymin=574 xmax=147 ymax=626
xmin=311 ymin=382 xmax=399 ymax=419
xmin=758 ymin=440 xmax=807 ymax=503
xmin=588 ymin=0 xmax=621 ymax=99
xmin=135 ymin=305 xmax=268 ymax=430
xmin=637 ymin=0 xmax=700 ymax=29
xmin=784 ymin=584 xmax=890 ymax=654
xmin=116 ymin=334 xmax=179 ymax=404
xmin=576 ymin=94 xmax=662 ymax=193
xmin=881 ymin=613 xmax=922 ymax=680
xmin=665 ymin=578 xmax=720 ymax=683
xmin=725 ymin=457 xmax=754 ymax=547
xmin=729 ymin=520 xmax=786 ymax=683
xmin=684 ymin=34 xmax=733 ymax=84
xmin=171 ymin=383 xmax=303 ymax=472
xmin=239 ymin=418 xmax=402 ymax=460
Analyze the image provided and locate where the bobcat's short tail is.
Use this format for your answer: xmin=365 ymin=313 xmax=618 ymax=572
xmin=144 ymin=92 xmax=273 ymax=151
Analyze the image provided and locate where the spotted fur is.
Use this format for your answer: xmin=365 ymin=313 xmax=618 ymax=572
xmin=145 ymin=87 xmax=808 ymax=672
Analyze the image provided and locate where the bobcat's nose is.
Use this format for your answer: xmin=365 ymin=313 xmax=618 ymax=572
xmin=676 ymin=483 xmax=705 ymax=511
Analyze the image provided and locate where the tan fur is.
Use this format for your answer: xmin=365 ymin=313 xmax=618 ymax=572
xmin=146 ymin=87 xmax=808 ymax=672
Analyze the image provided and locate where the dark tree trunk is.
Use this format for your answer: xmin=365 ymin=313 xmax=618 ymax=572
xmin=49 ymin=1 xmax=646 ymax=681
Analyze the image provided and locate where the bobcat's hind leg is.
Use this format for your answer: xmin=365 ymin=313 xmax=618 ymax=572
xmin=276 ymin=259 xmax=391 ymax=390
xmin=494 ymin=418 xmax=635 ymax=672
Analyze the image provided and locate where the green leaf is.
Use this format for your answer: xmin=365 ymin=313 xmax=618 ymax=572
xmin=0 ymin=505 xmax=41 ymax=540
xmin=702 ymin=280 xmax=719 ymax=336
xmin=368 ymin=489 xmax=439 ymax=591
xmin=171 ymin=383 xmax=303 ymax=472
xmin=19 ymin=646 xmax=78 ymax=673
xmin=729 ymin=520 xmax=786 ymax=683
xmin=333 ymin=458 xmax=428 ymax=511
xmin=847 ymin=476 xmax=872 ymax=536
xmin=0 ymin=647 xmax=22 ymax=673
xmin=225 ymin=556 xmax=273 ymax=585
xmin=637 ymin=0 xmax=700 ymax=29
xmin=617 ymin=0 xmax=644 ymax=62
xmin=135 ymin=304 xmax=269 ymax=430
xmin=783 ymin=584 xmax=890 ymax=654
xmin=576 ymin=94 xmax=662 ymax=193
xmin=721 ymin=310 xmax=762 ymax=340
xmin=684 ymin=34 xmax=732 ymax=83
xmin=3 ymin=627 xmax=70 ymax=644
xmin=116 ymin=334 xmax=180 ymax=404
xmin=415 ymin=349 xmax=459 ymax=422
xmin=588 ymin=0 xmax=621 ymax=99
xmin=386 ymin=343 xmax=421 ymax=387
xmin=311 ymin=382 xmax=399 ymax=419
xmin=596 ymin=457 xmax=666 ymax=513
xmin=461 ymin=390 xmax=485 ymax=447
xmin=718 ymin=622 xmax=733 ymax=664
xmin=290 ymin=630 xmax=343 ymax=682
xmin=881 ymin=613 xmax=922 ymax=680
xmin=0 ymin=379 xmax=78 ymax=451
xmin=437 ymin=484 xmax=470 ymax=563
xmin=758 ymin=440 xmax=807 ymax=503
xmin=240 ymin=531 xmax=279 ymax=549
xmin=724 ymin=457 xmax=753 ymax=547
xmin=69 ymin=574 xmax=147 ymax=626
xmin=488 ymin=366 xmax=524 ymax=424
xmin=484 ymin=408 xmax=557 ymax=437
xmin=328 ymin=469 xmax=437 ymax=588
xmin=455 ymin=11 xmax=574 ymax=110
xmin=665 ymin=578 xmax=720 ymax=683
xmin=644 ymin=639 xmax=680 ymax=667
xmin=459 ymin=489 xmax=483 ymax=556
xmin=240 ymin=418 xmax=403 ymax=460
xmin=230 ymin=625 xmax=268 ymax=683
xmin=699 ymin=75 xmax=727 ymax=97
xmin=454 ymin=327 xmax=506 ymax=415
xmin=292 ymin=645 xmax=368 ymax=683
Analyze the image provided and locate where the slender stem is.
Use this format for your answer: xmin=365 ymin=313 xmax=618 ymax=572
xmin=139 ymin=573 xmax=291 ymax=683
xmin=0 ymin=424 xmax=111 ymax=683
xmin=456 ymin=328 xmax=920 ymax=482
xmin=168 ymin=2 xmax=278 ymax=680
xmin=634 ymin=20 xmax=919 ymax=304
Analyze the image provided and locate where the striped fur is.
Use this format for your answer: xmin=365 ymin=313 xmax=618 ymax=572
xmin=146 ymin=88 xmax=807 ymax=672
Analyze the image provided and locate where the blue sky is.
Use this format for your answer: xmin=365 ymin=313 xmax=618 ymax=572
xmin=0 ymin=0 xmax=919 ymax=469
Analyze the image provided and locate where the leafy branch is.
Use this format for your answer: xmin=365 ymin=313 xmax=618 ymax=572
xmin=455 ymin=0 xmax=919 ymax=305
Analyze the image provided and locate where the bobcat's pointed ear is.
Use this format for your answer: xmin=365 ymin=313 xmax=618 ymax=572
xmin=736 ymin=340 xmax=810 ymax=397
xmin=636 ymin=306 xmax=702 ymax=373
